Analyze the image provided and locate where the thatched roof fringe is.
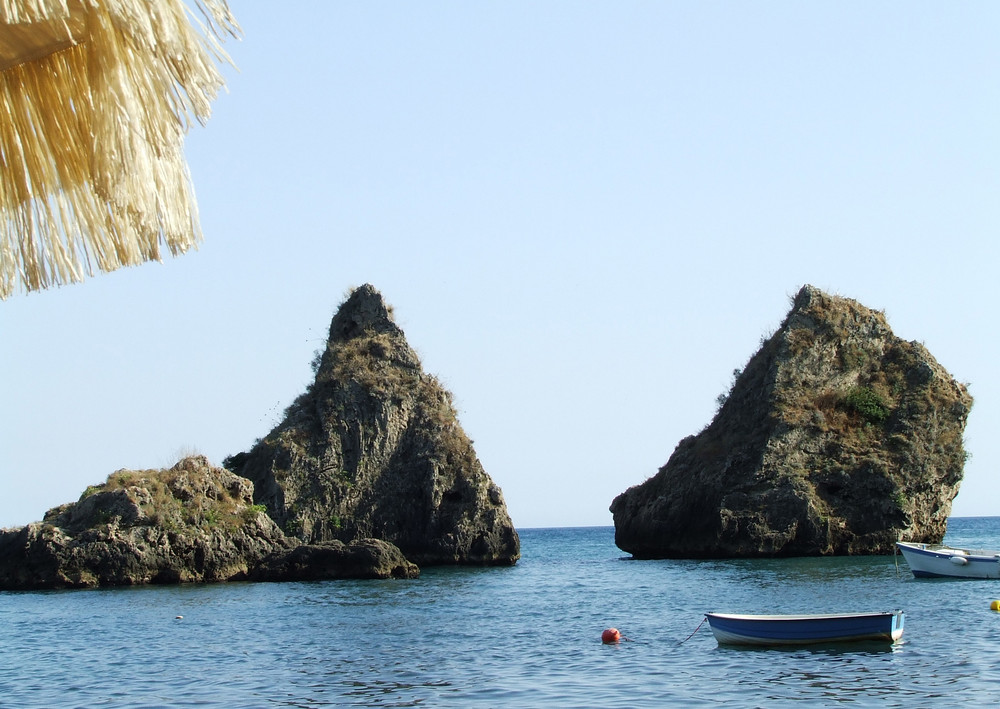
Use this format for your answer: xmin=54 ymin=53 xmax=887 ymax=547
xmin=0 ymin=0 xmax=239 ymax=298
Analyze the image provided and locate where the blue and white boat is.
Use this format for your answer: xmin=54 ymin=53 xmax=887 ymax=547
xmin=705 ymin=611 xmax=904 ymax=646
xmin=896 ymin=541 xmax=1000 ymax=579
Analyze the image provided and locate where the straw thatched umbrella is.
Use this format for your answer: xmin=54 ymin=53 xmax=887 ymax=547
xmin=0 ymin=0 xmax=239 ymax=299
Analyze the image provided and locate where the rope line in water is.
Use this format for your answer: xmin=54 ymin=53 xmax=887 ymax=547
xmin=678 ymin=616 xmax=707 ymax=645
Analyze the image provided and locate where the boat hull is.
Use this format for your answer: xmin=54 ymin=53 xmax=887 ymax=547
xmin=705 ymin=611 xmax=904 ymax=646
xmin=897 ymin=542 xmax=1000 ymax=579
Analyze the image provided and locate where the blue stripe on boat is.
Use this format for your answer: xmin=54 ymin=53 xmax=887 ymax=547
xmin=705 ymin=611 xmax=904 ymax=646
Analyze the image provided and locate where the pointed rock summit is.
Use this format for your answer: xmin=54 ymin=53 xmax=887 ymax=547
xmin=226 ymin=285 xmax=520 ymax=566
xmin=611 ymin=285 xmax=973 ymax=558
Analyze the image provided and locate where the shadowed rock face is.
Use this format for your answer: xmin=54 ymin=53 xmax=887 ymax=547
xmin=226 ymin=285 xmax=520 ymax=566
xmin=611 ymin=285 xmax=973 ymax=558
xmin=0 ymin=457 xmax=420 ymax=590
xmin=250 ymin=539 xmax=419 ymax=582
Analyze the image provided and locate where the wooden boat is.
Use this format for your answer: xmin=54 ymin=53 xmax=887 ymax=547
xmin=896 ymin=541 xmax=1000 ymax=579
xmin=705 ymin=611 xmax=904 ymax=646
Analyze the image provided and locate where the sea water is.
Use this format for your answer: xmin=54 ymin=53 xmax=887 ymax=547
xmin=3 ymin=519 xmax=1000 ymax=707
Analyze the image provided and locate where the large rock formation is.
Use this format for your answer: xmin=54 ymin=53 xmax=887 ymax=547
xmin=225 ymin=285 xmax=520 ymax=566
xmin=0 ymin=457 xmax=285 ymax=589
xmin=611 ymin=285 xmax=973 ymax=558
xmin=0 ymin=457 xmax=417 ymax=590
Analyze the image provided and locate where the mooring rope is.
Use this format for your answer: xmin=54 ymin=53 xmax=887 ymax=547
xmin=678 ymin=616 xmax=707 ymax=645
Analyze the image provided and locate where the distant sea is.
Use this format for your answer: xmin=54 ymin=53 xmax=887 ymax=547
xmin=4 ymin=519 xmax=1000 ymax=707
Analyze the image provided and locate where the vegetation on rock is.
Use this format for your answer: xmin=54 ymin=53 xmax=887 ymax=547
xmin=225 ymin=284 xmax=520 ymax=566
xmin=67 ymin=457 xmax=266 ymax=532
xmin=611 ymin=285 xmax=973 ymax=558
xmin=0 ymin=457 xmax=419 ymax=590
xmin=0 ymin=457 xmax=288 ymax=589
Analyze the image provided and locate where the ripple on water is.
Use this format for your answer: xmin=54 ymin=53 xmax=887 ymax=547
xmin=3 ymin=523 xmax=1000 ymax=707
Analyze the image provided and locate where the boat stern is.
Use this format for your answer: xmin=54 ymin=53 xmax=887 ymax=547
xmin=890 ymin=610 xmax=904 ymax=641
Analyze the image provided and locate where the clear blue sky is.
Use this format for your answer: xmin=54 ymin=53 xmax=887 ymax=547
xmin=1 ymin=1 xmax=997 ymax=528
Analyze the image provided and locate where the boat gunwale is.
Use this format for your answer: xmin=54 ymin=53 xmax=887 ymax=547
xmin=705 ymin=611 xmax=898 ymax=622
xmin=896 ymin=541 xmax=1000 ymax=563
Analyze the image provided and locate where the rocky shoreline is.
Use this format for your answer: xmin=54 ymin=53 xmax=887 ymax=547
xmin=0 ymin=457 xmax=419 ymax=590
xmin=2 ymin=284 xmax=973 ymax=587
xmin=1 ymin=285 xmax=517 ymax=590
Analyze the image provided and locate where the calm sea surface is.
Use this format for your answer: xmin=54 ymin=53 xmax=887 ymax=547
xmin=4 ymin=519 xmax=1000 ymax=707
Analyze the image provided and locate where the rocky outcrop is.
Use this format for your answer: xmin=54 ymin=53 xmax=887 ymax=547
xmin=611 ymin=285 xmax=973 ymax=558
xmin=225 ymin=285 xmax=520 ymax=566
xmin=0 ymin=456 xmax=418 ymax=590
xmin=250 ymin=539 xmax=419 ymax=582
xmin=0 ymin=457 xmax=287 ymax=589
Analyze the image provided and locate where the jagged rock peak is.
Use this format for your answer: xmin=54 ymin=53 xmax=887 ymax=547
xmin=329 ymin=283 xmax=404 ymax=341
xmin=314 ymin=284 xmax=421 ymax=385
xmin=610 ymin=285 xmax=973 ymax=559
xmin=227 ymin=285 xmax=521 ymax=566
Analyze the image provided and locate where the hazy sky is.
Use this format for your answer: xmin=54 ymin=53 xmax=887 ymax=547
xmin=2 ymin=2 xmax=997 ymax=529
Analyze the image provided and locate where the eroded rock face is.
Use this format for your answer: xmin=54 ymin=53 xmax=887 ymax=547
xmin=0 ymin=457 xmax=289 ymax=589
xmin=611 ymin=285 xmax=973 ymax=558
xmin=0 ymin=457 xmax=420 ymax=590
xmin=226 ymin=285 xmax=520 ymax=566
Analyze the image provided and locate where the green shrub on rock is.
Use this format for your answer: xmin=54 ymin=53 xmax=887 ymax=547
xmin=844 ymin=386 xmax=890 ymax=424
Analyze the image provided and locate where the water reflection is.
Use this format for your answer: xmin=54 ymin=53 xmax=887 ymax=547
xmin=713 ymin=639 xmax=901 ymax=655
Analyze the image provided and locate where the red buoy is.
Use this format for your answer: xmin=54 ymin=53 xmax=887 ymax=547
xmin=601 ymin=628 xmax=621 ymax=644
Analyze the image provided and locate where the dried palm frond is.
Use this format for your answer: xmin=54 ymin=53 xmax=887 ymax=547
xmin=0 ymin=0 xmax=240 ymax=298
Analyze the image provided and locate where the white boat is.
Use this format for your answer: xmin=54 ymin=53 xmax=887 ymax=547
xmin=896 ymin=541 xmax=1000 ymax=579
xmin=705 ymin=611 xmax=904 ymax=646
